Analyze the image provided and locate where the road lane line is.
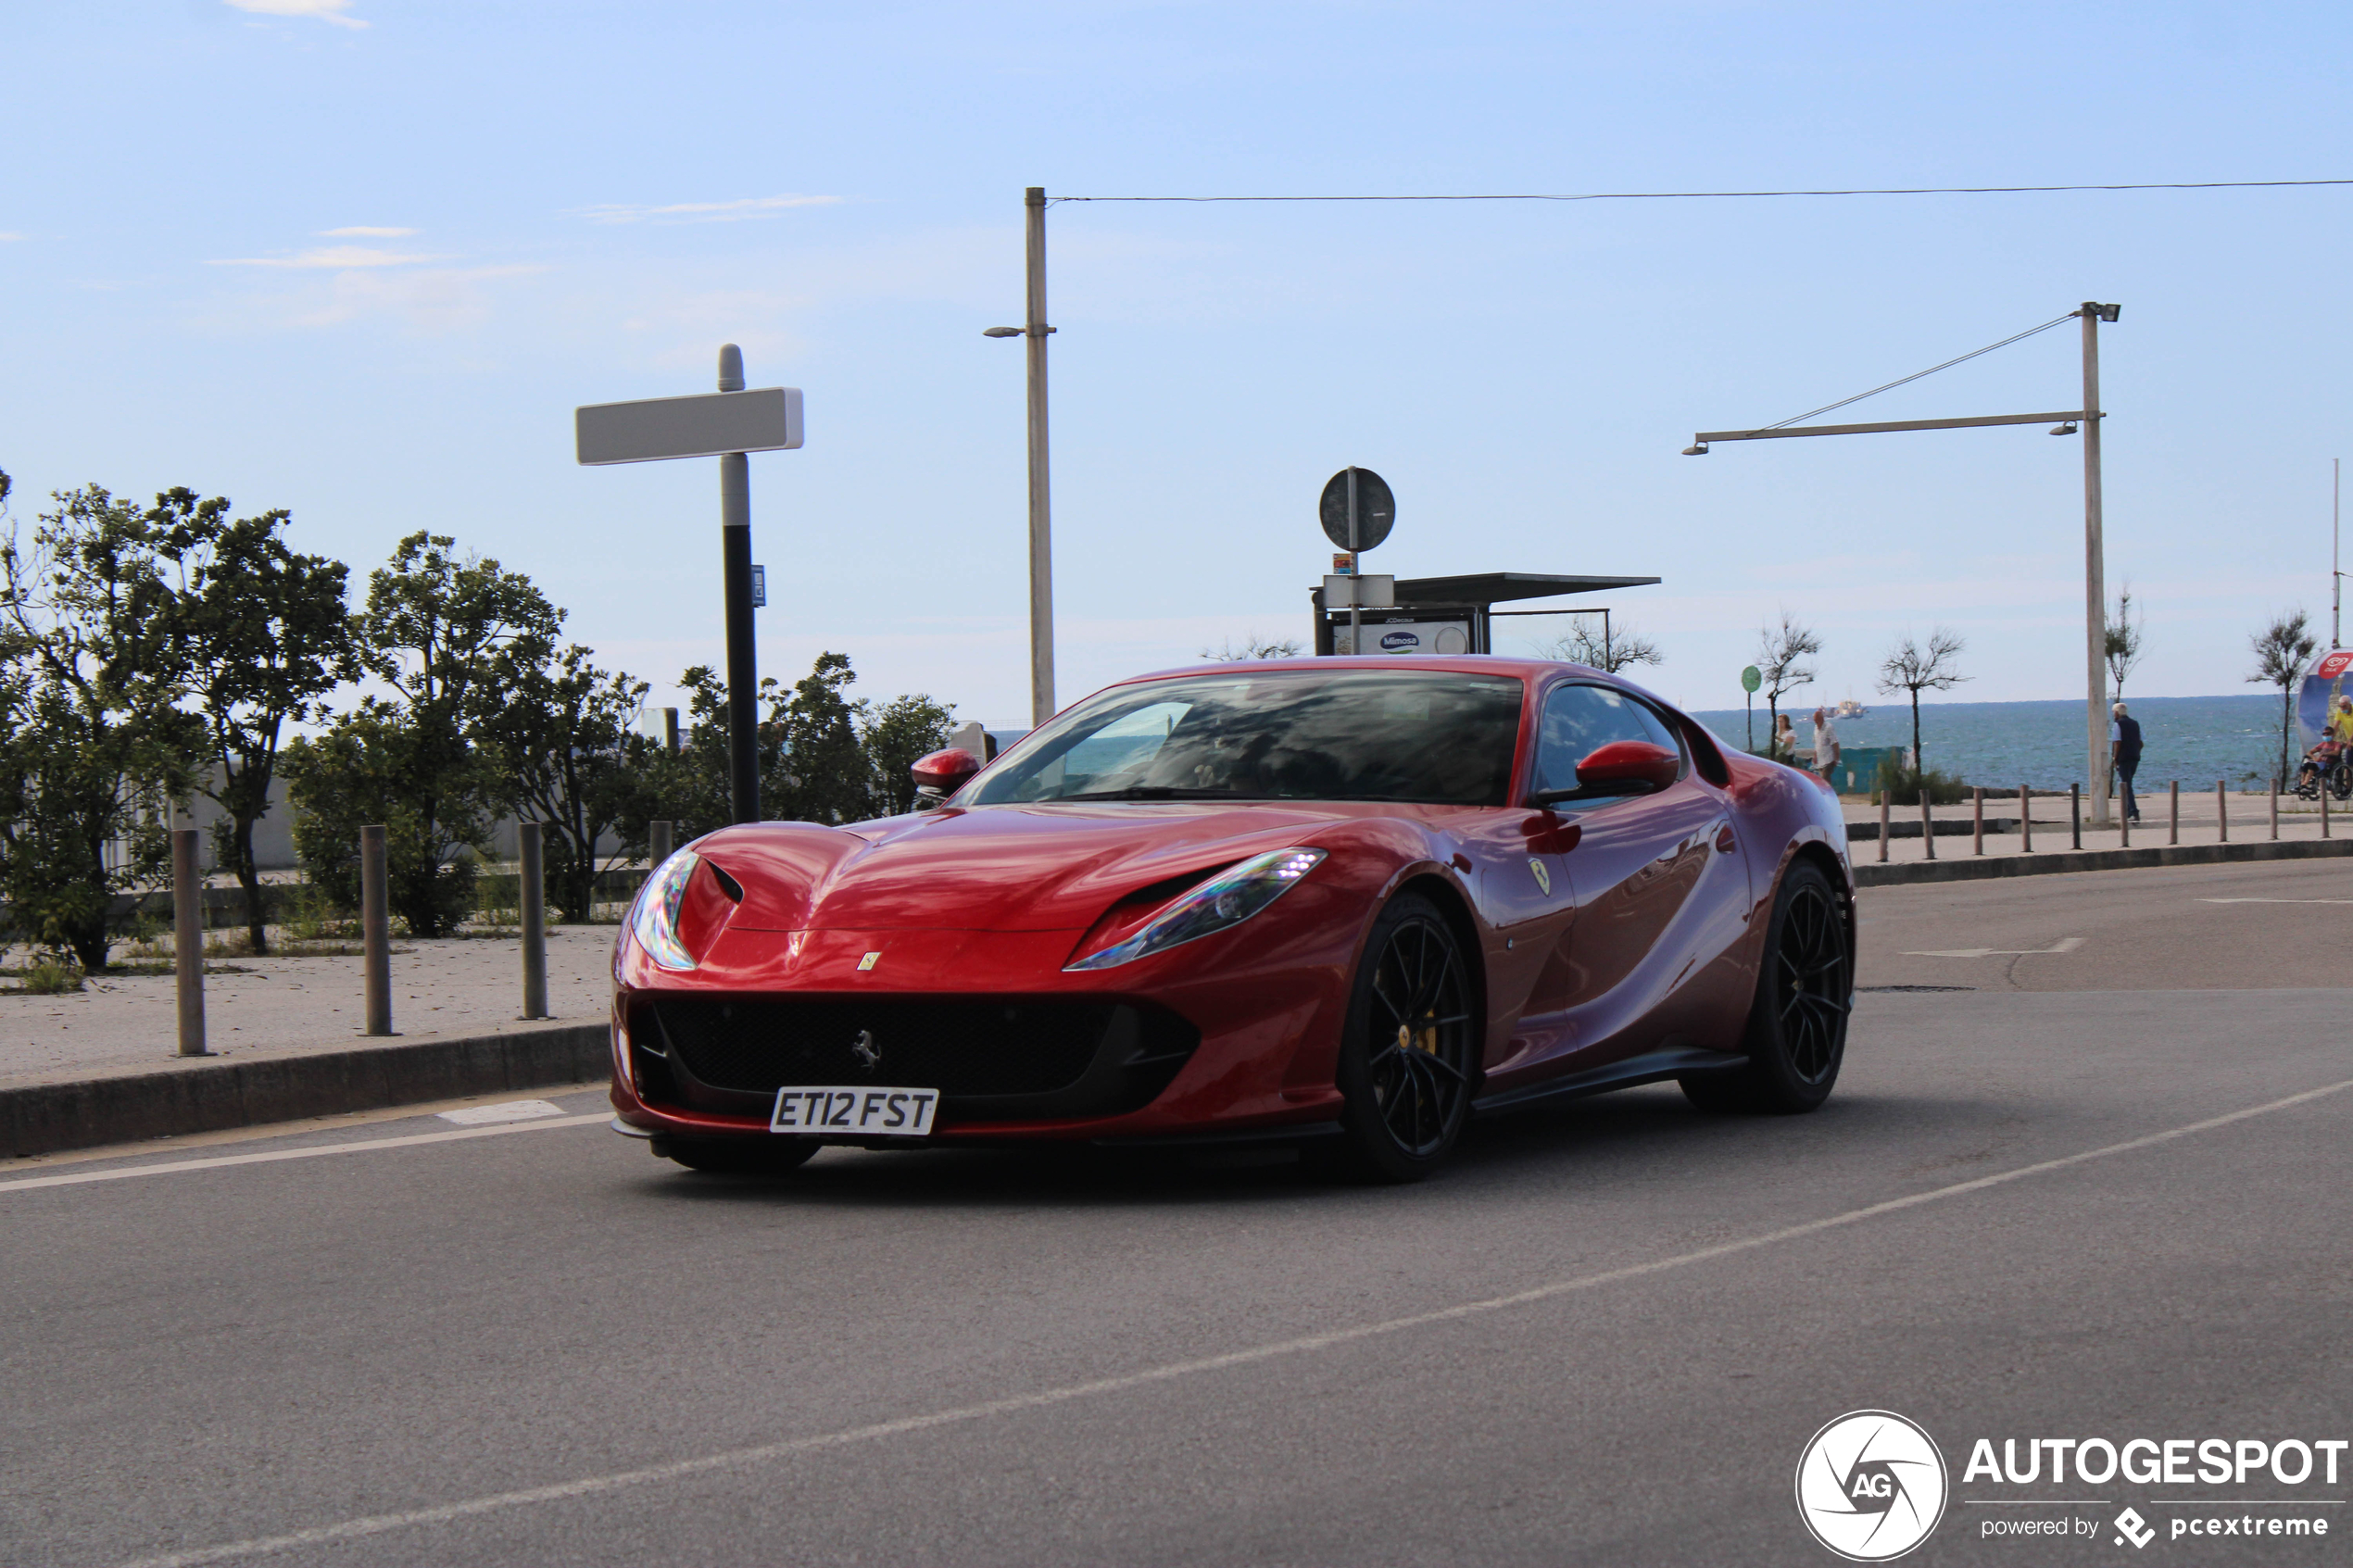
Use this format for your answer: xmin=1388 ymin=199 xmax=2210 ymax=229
xmin=0 ymin=1113 xmax=610 ymax=1195
xmin=106 ymin=1073 xmax=2353 ymax=1568
xmin=1903 ymin=936 xmax=2085 ymax=958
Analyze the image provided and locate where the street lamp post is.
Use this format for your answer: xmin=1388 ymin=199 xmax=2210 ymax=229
xmin=1686 ymin=303 xmax=2120 ymax=823
xmin=987 ymin=187 xmax=1059 ymax=728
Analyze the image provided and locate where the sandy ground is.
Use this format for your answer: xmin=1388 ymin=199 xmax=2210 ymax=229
xmin=0 ymin=926 xmax=617 ymax=1089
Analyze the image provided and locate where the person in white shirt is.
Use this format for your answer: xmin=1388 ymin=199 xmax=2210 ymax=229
xmin=1811 ymin=707 xmax=1841 ymax=784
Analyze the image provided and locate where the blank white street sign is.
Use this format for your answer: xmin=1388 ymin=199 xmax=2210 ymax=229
xmin=575 ymin=386 xmax=804 ymax=466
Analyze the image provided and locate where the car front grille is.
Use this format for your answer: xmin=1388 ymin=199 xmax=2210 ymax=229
xmin=637 ymin=995 xmax=1199 ymax=1125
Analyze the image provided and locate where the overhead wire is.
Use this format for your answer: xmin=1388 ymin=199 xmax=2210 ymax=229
xmin=1051 ymin=179 xmax=2353 ymax=205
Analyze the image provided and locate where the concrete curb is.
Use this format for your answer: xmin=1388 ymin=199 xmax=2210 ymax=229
xmin=1852 ymin=836 xmax=2353 ymax=888
xmin=0 ymin=1024 xmax=610 ymax=1160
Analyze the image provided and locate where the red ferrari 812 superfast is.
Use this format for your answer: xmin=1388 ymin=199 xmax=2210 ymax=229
xmin=610 ymin=657 xmax=1856 ymax=1181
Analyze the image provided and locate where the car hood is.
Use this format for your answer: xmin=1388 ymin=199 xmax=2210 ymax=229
xmin=690 ymin=802 xmax=1360 ymax=933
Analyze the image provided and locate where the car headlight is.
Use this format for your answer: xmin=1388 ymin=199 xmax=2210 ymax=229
xmin=1065 ymin=847 xmax=1327 ymax=972
xmin=630 ymin=849 xmax=703 ymax=971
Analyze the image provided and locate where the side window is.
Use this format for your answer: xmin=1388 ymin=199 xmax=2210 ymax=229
xmin=1535 ymin=684 xmax=1688 ymax=799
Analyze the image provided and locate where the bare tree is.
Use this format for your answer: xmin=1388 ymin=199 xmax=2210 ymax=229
xmin=1200 ymin=633 xmax=1302 ymax=661
xmin=2105 ymin=583 xmax=2145 ymax=703
xmin=1755 ymin=611 xmax=1821 ymax=748
xmin=2248 ymin=608 xmax=2318 ymax=786
xmin=1876 ymin=628 xmax=1969 ymax=775
xmin=1540 ymin=618 xmax=1663 ymax=674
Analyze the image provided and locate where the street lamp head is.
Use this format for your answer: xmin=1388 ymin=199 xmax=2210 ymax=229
xmin=2049 ymin=421 xmax=2080 ymax=436
xmin=983 ymin=326 xmax=1023 ymax=338
xmin=2080 ymin=302 xmax=2121 ymax=323
xmin=1681 ymin=443 xmax=1710 ymax=457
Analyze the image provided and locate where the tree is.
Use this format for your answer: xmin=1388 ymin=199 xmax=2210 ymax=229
xmin=1755 ymin=611 xmax=1821 ymax=747
xmin=153 ymin=491 xmax=355 ymax=953
xmin=767 ymin=652 xmax=876 ymax=824
xmin=1875 ymin=629 xmax=1969 ymax=776
xmin=2248 ymin=608 xmax=2318 ymax=787
xmin=1540 ymin=618 xmax=1663 ymax=674
xmin=477 ymin=645 xmax=649 ymax=922
xmin=0 ymin=479 xmax=201 ymax=971
xmin=2105 ymin=583 xmax=2145 ymax=703
xmin=1200 ymin=633 xmax=1303 ymax=661
xmin=861 ymin=693 xmax=958 ymax=815
xmin=287 ymin=533 xmax=560 ymax=936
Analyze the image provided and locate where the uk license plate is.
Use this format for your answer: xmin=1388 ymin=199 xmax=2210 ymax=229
xmin=771 ymin=1085 xmax=938 ymax=1138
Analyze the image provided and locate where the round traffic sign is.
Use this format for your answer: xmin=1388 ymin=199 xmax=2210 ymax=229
xmin=1318 ymin=468 xmax=1396 ymax=552
xmin=1741 ymin=665 xmax=1762 ymax=694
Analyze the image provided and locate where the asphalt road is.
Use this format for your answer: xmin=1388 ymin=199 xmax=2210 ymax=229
xmin=3 ymin=861 xmax=2348 ymax=1567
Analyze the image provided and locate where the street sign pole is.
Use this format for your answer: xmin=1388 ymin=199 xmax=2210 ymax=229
xmin=1346 ymin=466 xmax=1362 ymax=653
xmin=576 ymin=344 xmax=804 ymax=826
xmin=718 ymin=349 xmax=760 ymax=822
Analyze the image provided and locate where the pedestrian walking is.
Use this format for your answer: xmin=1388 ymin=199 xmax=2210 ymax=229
xmin=1811 ymin=706 xmax=1842 ymax=785
xmin=1772 ymin=713 xmax=1798 ymax=764
xmin=2111 ymin=701 xmax=2144 ymax=822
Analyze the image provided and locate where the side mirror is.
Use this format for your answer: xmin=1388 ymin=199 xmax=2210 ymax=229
xmin=910 ymin=746 xmax=983 ymax=809
xmin=1529 ymin=740 xmax=1680 ymax=806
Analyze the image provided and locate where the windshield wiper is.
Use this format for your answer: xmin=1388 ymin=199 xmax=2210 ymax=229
xmin=1058 ymin=786 xmax=1279 ymax=801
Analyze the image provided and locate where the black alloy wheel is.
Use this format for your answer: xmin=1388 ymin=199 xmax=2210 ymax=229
xmin=1681 ymin=859 xmax=1850 ymax=1115
xmin=1332 ymin=892 xmax=1479 ymax=1182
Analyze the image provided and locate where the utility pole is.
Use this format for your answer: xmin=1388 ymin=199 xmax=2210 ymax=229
xmin=2080 ymin=303 xmax=2113 ymax=827
xmin=2334 ymin=458 xmax=2342 ymax=650
xmin=1024 ymin=186 xmax=1056 ymax=727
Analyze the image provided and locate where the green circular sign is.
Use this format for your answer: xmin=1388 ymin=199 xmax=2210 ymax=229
xmin=1741 ymin=665 xmax=1762 ymax=694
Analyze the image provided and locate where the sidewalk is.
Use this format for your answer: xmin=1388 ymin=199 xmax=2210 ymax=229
xmin=1 ymin=927 xmax=617 ymax=1091
xmin=1843 ymin=787 xmax=2353 ymax=884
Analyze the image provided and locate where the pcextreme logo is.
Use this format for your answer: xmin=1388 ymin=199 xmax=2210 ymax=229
xmin=1795 ymin=1410 xmax=1951 ymax=1562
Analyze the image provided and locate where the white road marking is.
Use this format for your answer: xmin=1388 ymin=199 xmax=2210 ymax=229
xmin=2199 ymin=897 xmax=2353 ymax=905
xmin=105 ymin=1074 xmax=2353 ymax=1568
xmin=435 ymin=1098 xmax=567 ymax=1125
xmin=1903 ymin=936 xmax=2085 ymax=958
xmin=0 ymin=1113 xmax=610 ymax=1196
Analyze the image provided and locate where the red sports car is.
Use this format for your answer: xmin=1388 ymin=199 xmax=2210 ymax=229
xmin=609 ymin=657 xmax=1855 ymax=1181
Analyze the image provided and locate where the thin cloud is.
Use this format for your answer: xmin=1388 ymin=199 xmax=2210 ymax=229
xmin=208 ymin=245 xmax=444 ymax=269
xmin=223 ymin=0 xmax=367 ymax=28
xmin=319 ymin=225 xmax=416 ymax=237
xmin=0 ymin=232 xmax=22 ymax=243
xmin=573 ymin=194 xmax=842 ymax=225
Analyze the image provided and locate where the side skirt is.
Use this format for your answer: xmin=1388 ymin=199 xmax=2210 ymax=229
xmin=1470 ymin=1043 xmax=1748 ymax=1118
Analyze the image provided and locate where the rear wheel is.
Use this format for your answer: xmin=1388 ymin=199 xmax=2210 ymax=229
xmin=1680 ymin=859 xmax=1850 ymax=1114
xmin=1330 ymin=893 xmax=1479 ymax=1182
xmin=656 ymin=1136 xmax=821 ymax=1174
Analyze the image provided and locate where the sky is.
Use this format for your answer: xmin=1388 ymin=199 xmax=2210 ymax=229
xmin=5 ymin=1 xmax=2350 ymax=734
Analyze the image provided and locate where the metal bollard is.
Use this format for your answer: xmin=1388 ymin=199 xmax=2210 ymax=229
xmin=2120 ymin=792 xmax=2131 ymax=847
xmin=519 ymin=822 xmax=547 ymax=1020
xmin=1972 ymin=786 xmax=1983 ymax=856
xmin=2217 ymin=780 xmax=2228 ymax=844
xmin=2020 ymin=784 xmax=2032 ymax=852
xmin=1877 ymin=793 xmax=1890 ymax=864
xmin=2170 ymin=780 xmax=2179 ymax=846
xmin=2322 ymin=781 xmax=2331 ymax=840
xmin=2272 ymin=776 xmax=2282 ymax=841
xmin=649 ymin=819 xmax=674 ymax=871
xmin=1919 ymin=789 xmax=1935 ymax=860
xmin=173 ymin=828 xmax=209 ymax=1058
xmin=361 ymin=824 xmax=393 ymax=1035
xmin=2070 ymin=784 xmax=2081 ymax=850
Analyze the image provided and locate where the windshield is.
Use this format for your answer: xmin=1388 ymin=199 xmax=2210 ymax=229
xmin=967 ymin=670 xmax=1527 ymax=807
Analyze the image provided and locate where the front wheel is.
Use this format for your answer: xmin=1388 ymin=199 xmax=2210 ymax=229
xmin=1329 ymin=892 xmax=1479 ymax=1183
xmin=1680 ymin=859 xmax=1850 ymax=1114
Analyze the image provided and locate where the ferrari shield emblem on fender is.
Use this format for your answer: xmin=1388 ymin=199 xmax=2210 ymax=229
xmin=1528 ymin=858 xmax=1552 ymax=896
xmin=857 ymin=951 xmax=880 ymax=971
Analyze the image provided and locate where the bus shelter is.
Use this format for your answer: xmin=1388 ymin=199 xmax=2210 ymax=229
xmin=1310 ymin=571 xmax=1660 ymax=658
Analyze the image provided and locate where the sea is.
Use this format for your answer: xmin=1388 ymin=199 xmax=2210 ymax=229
xmin=1687 ymin=694 xmax=2298 ymax=791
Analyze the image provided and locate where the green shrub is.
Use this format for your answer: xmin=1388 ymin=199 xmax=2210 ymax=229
xmin=1875 ymin=758 xmax=1972 ymax=807
xmin=19 ymin=958 xmax=82 ymax=995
